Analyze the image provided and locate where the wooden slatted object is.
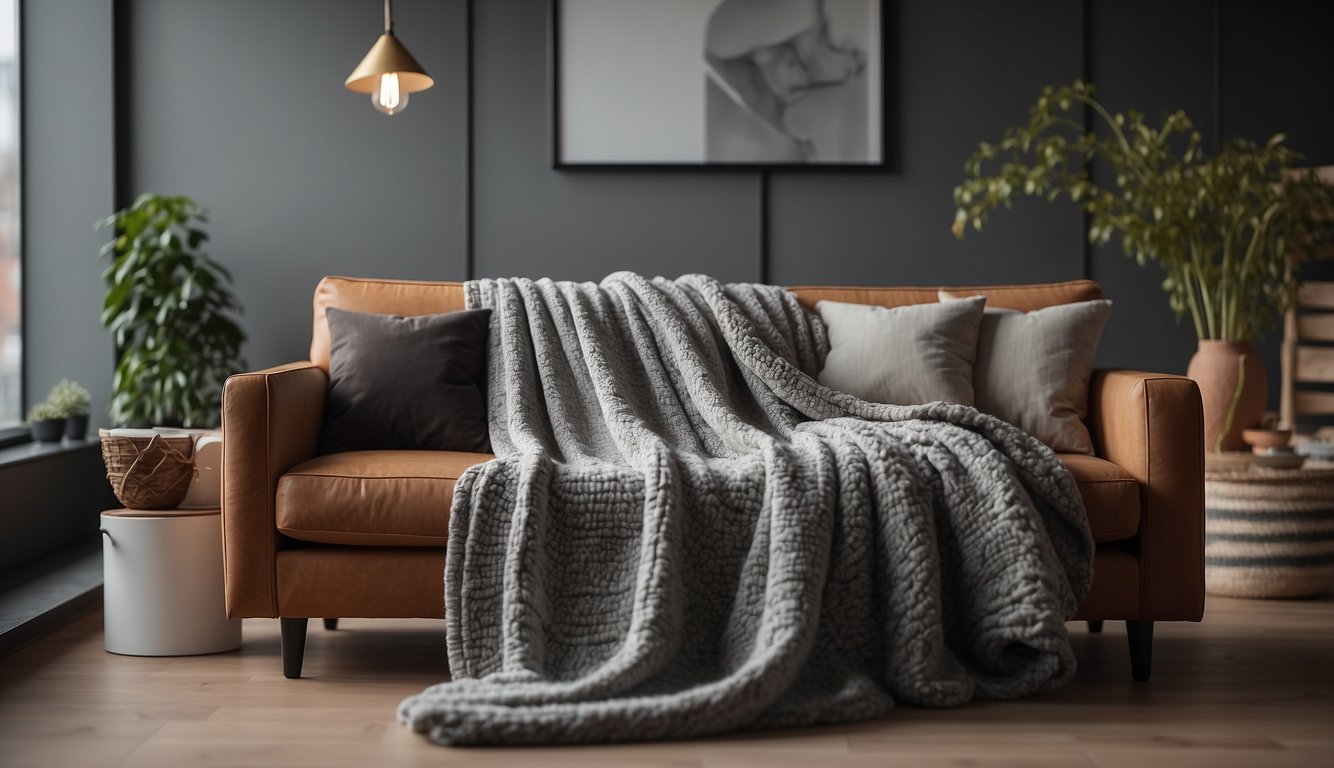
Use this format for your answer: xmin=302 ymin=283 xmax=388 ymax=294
xmin=1280 ymin=166 xmax=1334 ymax=429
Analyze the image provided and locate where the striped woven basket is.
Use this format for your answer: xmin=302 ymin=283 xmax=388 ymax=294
xmin=1205 ymin=456 xmax=1334 ymax=599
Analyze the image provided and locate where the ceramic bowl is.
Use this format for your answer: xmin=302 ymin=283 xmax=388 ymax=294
xmin=1243 ymin=428 xmax=1292 ymax=451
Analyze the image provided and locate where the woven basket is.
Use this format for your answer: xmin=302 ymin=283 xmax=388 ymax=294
xmin=1205 ymin=457 xmax=1334 ymax=599
xmin=99 ymin=430 xmax=196 ymax=510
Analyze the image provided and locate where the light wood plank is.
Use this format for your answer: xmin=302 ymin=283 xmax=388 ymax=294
xmin=1297 ymin=281 xmax=1334 ymax=310
xmin=709 ymin=754 xmax=1092 ymax=768
xmin=1 ymin=598 xmax=1332 ymax=767
xmin=1294 ymin=390 xmax=1334 ymax=415
xmin=1088 ymin=747 xmax=1334 ymax=768
xmin=1296 ymin=345 xmax=1334 ymax=382
xmin=1296 ymin=311 xmax=1334 ymax=341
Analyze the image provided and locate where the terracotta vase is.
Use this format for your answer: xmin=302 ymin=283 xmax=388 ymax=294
xmin=1187 ymin=340 xmax=1266 ymax=453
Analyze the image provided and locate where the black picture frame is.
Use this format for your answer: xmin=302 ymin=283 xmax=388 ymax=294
xmin=550 ymin=0 xmax=890 ymax=170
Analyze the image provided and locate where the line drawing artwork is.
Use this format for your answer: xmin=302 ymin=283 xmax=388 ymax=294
xmin=555 ymin=0 xmax=881 ymax=166
xmin=704 ymin=0 xmax=868 ymax=162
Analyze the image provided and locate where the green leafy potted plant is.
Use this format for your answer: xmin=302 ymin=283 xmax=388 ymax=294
xmin=99 ymin=194 xmax=246 ymax=427
xmin=47 ymin=379 xmax=92 ymax=439
xmin=952 ymin=80 xmax=1334 ymax=451
xmin=26 ymin=401 xmax=65 ymax=443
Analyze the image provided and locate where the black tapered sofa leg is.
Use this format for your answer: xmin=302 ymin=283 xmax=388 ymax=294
xmin=323 ymin=618 xmax=339 ymax=631
xmin=1127 ymin=620 xmax=1154 ymax=681
xmin=281 ymin=618 xmax=309 ymax=679
xmin=1087 ymin=620 xmax=1104 ymax=633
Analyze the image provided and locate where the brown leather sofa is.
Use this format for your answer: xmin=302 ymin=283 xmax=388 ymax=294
xmin=222 ymin=276 xmax=1204 ymax=681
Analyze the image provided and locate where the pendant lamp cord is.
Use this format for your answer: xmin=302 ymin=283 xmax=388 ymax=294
xmin=384 ymin=0 xmax=394 ymax=34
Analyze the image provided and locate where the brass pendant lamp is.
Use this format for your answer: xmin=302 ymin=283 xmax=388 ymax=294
xmin=345 ymin=0 xmax=434 ymax=115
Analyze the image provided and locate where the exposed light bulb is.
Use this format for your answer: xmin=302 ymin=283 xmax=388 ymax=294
xmin=371 ymin=72 xmax=409 ymax=115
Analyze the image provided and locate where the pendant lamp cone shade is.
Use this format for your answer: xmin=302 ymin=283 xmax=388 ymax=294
xmin=345 ymin=33 xmax=434 ymax=94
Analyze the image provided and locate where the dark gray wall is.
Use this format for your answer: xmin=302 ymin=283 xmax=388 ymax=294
xmin=1088 ymin=0 xmax=1334 ymax=396
xmin=125 ymin=0 xmax=468 ymax=371
xmin=110 ymin=0 xmax=1330 ymax=383
xmin=474 ymin=0 xmax=760 ymax=283
xmin=1083 ymin=0 xmax=1221 ymax=376
xmin=770 ymin=0 xmax=1084 ymax=288
xmin=1088 ymin=0 xmax=1218 ymax=377
xmin=1088 ymin=0 xmax=1334 ymax=381
xmin=0 ymin=444 xmax=116 ymax=572
xmin=23 ymin=0 xmax=116 ymax=427
xmin=1221 ymin=0 xmax=1334 ymax=160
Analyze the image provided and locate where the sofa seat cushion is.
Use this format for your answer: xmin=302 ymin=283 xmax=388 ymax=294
xmin=274 ymin=450 xmax=1136 ymax=547
xmin=276 ymin=450 xmax=493 ymax=546
xmin=1059 ymin=454 xmax=1140 ymax=543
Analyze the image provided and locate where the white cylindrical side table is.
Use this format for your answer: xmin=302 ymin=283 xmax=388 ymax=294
xmin=101 ymin=508 xmax=242 ymax=656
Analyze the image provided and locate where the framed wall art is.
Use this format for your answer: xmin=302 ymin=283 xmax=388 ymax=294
xmin=551 ymin=0 xmax=886 ymax=168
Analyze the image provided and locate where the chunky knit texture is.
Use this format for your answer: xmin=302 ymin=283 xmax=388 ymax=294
xmin=398 ymin=273 xmax=1094 ymax=746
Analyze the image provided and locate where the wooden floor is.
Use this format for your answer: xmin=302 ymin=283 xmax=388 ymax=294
xmin=1 ymin=596 xmax=1332 ymax=767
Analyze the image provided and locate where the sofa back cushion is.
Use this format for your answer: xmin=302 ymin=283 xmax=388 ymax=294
xmin=310 ymin=276 xmax=1104 ymax=371
xmin=312 ymin=276 xmax=468 ymax=371
xmin=787 ymin=279 xmax=1103 ymax=314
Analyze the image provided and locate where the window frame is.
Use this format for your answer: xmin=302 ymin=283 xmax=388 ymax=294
xmin=0 ymin=0 xmax=23 ymax=447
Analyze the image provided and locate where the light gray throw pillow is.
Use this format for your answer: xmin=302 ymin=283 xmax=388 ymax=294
xmin=941 ymin=291 xmax=1112 ymax=454
xmin=816 ymin=296 xmax=986 ymax=406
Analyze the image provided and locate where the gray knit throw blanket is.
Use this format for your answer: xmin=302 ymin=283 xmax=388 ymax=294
xmin=398 ymin=273 xmax=1094 ymax=746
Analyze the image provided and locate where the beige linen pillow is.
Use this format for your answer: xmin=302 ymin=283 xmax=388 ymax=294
xmin=940 ymin=290 xmax=1112 ymax=454
xmin=816 ymin=296 xmax=986 ymax=406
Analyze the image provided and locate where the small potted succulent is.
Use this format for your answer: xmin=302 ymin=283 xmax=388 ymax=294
xmin=26 ymin=401 xmax=65 ymax=443
xmin=48 ymin=379 xmax=92 ymax=440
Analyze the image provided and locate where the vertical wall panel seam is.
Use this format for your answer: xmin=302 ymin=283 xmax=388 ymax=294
xmin=112 ymin=0 xmax=129 ymax=211
xmin=111 ymin=0 xmax=129 ymax=365
xmin=464 ymin=0 xmax=475 ymax=280
xmin=759 ymin=170 xmax=769 ymax=284
xmin=1212 ymin=0 xmax=1222 ymax=153
xmin=1080 ymin=0 xmax=1093 ymax=282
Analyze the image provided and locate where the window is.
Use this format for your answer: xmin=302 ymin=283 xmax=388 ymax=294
xmin=0 ymin=0 xmax=17 ymax=432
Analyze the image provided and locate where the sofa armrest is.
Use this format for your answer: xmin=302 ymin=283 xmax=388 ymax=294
xmin=221 ymin=361 xmax=328 ymax=618
xmin=1087 ymin=369 xmax=1204 ymax=621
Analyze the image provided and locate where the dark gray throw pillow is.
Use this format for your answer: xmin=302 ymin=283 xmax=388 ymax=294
xmin=320 ymin=307 xmax=492 ymax=454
